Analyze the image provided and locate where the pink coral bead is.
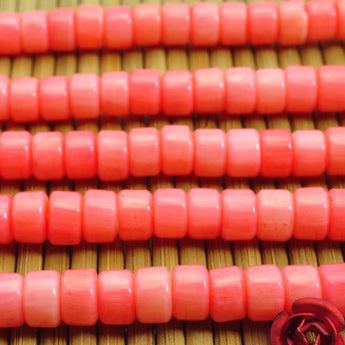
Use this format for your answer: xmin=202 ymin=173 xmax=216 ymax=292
xmin=210 ymin=267 xmax=246 ymax=322
xmin=98 ymin=270 xmax=135 ymax=325
xmin=135 ymin=267 xmax=172 ymax=324
xmin=221 ymin=189 xmax=257 ymax=241
xmin=21 ymin=10 xmax=49 ymax=53
xmin=0 ymin=13 xmax=21 ymax=55
xmin=154 ymin=189 xmax=188 ymax=239
xmin=97 ymin=130 xmax=129 ymax=181
xmin=191 ymin=3 xmax=219 ymax=46
xmin=0 ymin=195 xmax=13 ymax=244
xmin=325 ymin=127 xmax=345 ymax=175
xmin=162 ymin=3 xmax=190 ymax=46
xmin=23 ymin=270 xmax=61 ymax=328
xmin=0 ymin=273 xmax=24 ymax=327
xmin=188 ymin=189 xmax=221 ymax=239
xmin=0 ymin=76 xmax=10 ymax=121
xmin=11 ymin=191 xmax=48 ymax=244
xmin=104 ymin=6 xmax=133 ymax=49
xmin=281 ymin=265 xmax=322 ymax=313
xmin=161 ymin=125 xmax=193 ymax=176
xmin=328 ymin=189 xmax=345 ymax=241
xmin=48 ymin=191 xmax=82 ymax=245
xmin=61 ymin=269 xmax=98 ymax=326
xmin=83 ymin=189 xmax=117 ymax=243
xmin=245 ymin=265 xmax=284 ymax=321
xmin=172 ymin=265 xmax=209 ymax=321
xmin=65 ymin=131 xmax=97 ymax=179
xmin=337 ymin=0 xmax=345 ymax=39
xmin=293 ymin=187 xmax=329 ymax=240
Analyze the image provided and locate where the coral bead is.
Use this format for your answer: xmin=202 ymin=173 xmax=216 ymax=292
xmin=245 ymin=265 xmax=284 ymax=321
xmin=328 ymin=189 xmax=345 ymax=241
xmin=0 ymin=13 xmax=21 ymax=55
xmin=0 ymin=76 xmax=10 ymax=121
xmin=0 ymin=195 xmax=13 ymax=244
xmin=135 ymin=267 xmax=172 ymax=324
xmin=23 ymin=270 xmax=61 ymax=328
xmin=98 ymin=270 xmax=135 ymax=325
xmin=172 ymin=265 xmax=209 ymax=321
xmin=83 ymin=189 xmax=117 ymax=243
xmin=11 ymin=191 xmax=48 ymax=244
xmin=61 ymin=269 xmax=98 ymax=326
xmin=325 ymin=127 xmax=345 ymax=175
xmin=337 ymin=0 xmax=345 ymax=39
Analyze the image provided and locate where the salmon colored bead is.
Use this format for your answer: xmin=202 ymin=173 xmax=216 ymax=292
xmin=98 ymin=270 xmax=135 ymax=325
xmin=172 ymin=265 xmax=209 ymax=321
xmin=191 ymin=3 xmax=219 ymax=46
xmin=329 ymin=189 xmax=345 ymax=241
xmin=21 ymin=10 xmax=49 ymax=53
xmin=306 ymin=0 xmax=336 ymax=42
xmin=65 ymin=131 xmax=96 ymax=180
xmin=118 ymin=190 xmax=153 ymax=241
xmin=40 ymin=76 xmax=70 ymax=121
xmin=194 ymin=68 xmax=225 ymax=114
xmin=0 ymin=131 xmax=32 ymax=180
xmin=285 ymin=66 xmax=317 ymax=113
xmin=209 ymin=267 xmax=246 ymax=322
xmin=130 ymin=69 xmax=161 ymax=115
xmin=104 ymin=6 xmax=133 ymax=49
xmin=257 ymin=190 xmax=294 ymax=242
xmin=0 ymin=76 xmax=10 ymax=121
xmin=248 ymin=2 xmax=278 ymax=45
xmin=97 ymin=130 xmax=129 ymax=181
xmin=188 ymin=189 xmax=221 ymax=239
xmin=325 ymin=127 xmax=345 ymax=175
xmin=10 ymin=77 xmax=39 ymax=122
xmin=317 ymin=65 xmax=345 ymax=112
xmin=70 ymin=73 xmax=100 ymax=119
xmin=48 ymin=191 xmax=82 ymax=245
xmin=48 ymin=8 xmax=76 ymax=51
xmin=281 ymin=265 xmax=322 ymax=313
xmin=0 ymin=273 xmax=24 ymax=327
xmin=0 ymin=13 xmax=21 ymax=55
xmin=278 ymin=1 xmax=308 ymax=46
xmin=293 ymin=187 xmax=329 ymax=240
xmin=154 ymin=189 xmax=188 ymax=239
xmin=133 ymin=4 xmax=161 ymax=46
xmin=221 ymin=189 xmax=257 ymax=241
xmin=135 ymin=267 xmax=172 ymax=324
xmin=226 ymin=129 xmax=260 ymax=177
xmin=24 ymin=270 xmax=61 ymax=328
xmin=162 ymin=3 xmax=190 ymax=46
xmin=0 ymin=195 xmax=13 ymax=244
xmin=256 ymin=69 xmax=286 ymax=114
xmin=128 ymin=127 xmax=160 ymax=177
xmin=61 ymin=269 xmax=98 ymax=326
xmin=161 ymin=125 xmax=193 ymax=176
xmin=101 ymin=72 xmax=129 ymax=116
xmin=194 ymin=129 xmax=226 ymax=177
xmin=11 ymin=191 xmax=48 ymax=244
xmin=162 ymin=71 xmax=193 ymax=116
xmin=220 ymin=2 xmax=247 ymax=46
xmin=225 ymin=67 xmax=256 ymax=114
xmin=337 ymin=0 xmax=345 ymax=39
xmin=245 ymin=265 xmax=284 ymax=321
xmin=260 ymin=129 xmax=292 ymax=178
xmin=76 ymin=5 xmax=104 ymax=49
xmin=292 ymin=130 xmax=326 ymax=177
xmin=83 ymin=189 xmax=117 ymax=243
xmin=319 ymin=263 xmax=345 ymax=315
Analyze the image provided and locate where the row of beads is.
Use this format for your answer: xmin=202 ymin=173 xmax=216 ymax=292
xmin=2 ymin=126 xmax=345 ymax=181
xmin=1 ymin=186 xmax=345 ymax=244
xmin=0 ymin=0 xmax=345 ymax=55
xmin=2 ymin=65 xmax=345 ymax=122
xmin=0 ymin=263 xmax=344 ymax=327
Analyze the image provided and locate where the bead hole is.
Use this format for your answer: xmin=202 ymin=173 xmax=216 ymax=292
xmin=305 ymin=330 xmax=316 ymax=344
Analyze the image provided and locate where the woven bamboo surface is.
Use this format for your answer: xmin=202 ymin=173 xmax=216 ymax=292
xmin=0 ymin=0 xmax=344 ymax=344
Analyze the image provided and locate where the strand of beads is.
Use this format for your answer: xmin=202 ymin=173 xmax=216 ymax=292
xmin=0 ymin=263 xmax=344 ymax=327
xmin=1 ymin=187 xmax=345 ymax=244
xmin=2 ymin=126 xmax=345 ymax=180
xmin=0 ymin=0 xmax=344 ymax=55
xmin=2 ymin=65 xmax=345 ymax=122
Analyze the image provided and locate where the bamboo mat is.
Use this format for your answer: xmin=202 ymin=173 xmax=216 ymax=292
xmin=0 ymin=0 xmax=344 ymax=344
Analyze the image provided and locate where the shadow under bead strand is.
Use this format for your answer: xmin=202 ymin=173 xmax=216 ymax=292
xmin=0 ymin=263 xmax=345 ymax=327
xmin=1 ymin=65 xmax=345 ymax=122
xmin=1 ymin=186 xmax=345 ymax=244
